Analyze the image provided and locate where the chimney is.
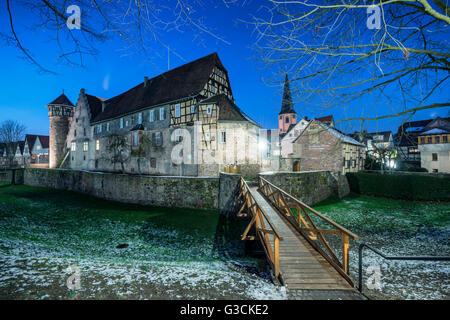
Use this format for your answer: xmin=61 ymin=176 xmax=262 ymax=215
xmin=144 ymin=76 xmax=148 ymax=87
xmin=80 ymin=88 xmax=85 ymax=94
xmin=102 ymin=101 xmax=106 ymax=112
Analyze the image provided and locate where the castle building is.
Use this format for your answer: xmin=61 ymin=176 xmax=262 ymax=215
xmin=47 ymin=94 xmax=75 ymax=168
xmin=48 ymin=53 xmax=261 ymax=176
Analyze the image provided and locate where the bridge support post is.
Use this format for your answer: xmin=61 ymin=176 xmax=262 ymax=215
xmin=342 ymin=234 xmax=349 ymax=274
xmin=274 ymin=236 xmax=280 ymax=277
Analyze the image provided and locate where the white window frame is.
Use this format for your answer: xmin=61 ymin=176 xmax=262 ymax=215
xmin=205 ymin=132 xmax=211 ymax=142
xmin=125 ymin=119 xmax=129 ymax=127
xmin=175 ymin=104 xmax=181 ymax=118
xmin=97 ymin=124 xmax=102 ymax=133
xmin=206 ymin=106 xmax=212 ymax=115
xmin=71 ymin=142 xmax=76 ymax=151
xmin=83 ymin=141 xmax=88 ymax=152
xmin=150 ymin=110 xmax=155 ymax=122
xmin=159 ymin=108 xmax=165 ymax=121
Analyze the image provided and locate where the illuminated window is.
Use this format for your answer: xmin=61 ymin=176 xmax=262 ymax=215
xmin=83 ymin=141 xmax=88 ymax=152
xmin=95 ymin=140 xmax=100 ymax=151
xmin=71 ymin=142 xmax=76 ymax=151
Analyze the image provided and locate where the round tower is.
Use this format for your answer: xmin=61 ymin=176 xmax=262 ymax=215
xmin=47 ymin=93 xmax=75 ymax=168
xmin=278 ymin=74 xmax=297 ymax=135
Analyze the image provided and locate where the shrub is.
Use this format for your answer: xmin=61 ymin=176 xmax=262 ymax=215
xmin=346 ymin=172 xmax=450 ymax=201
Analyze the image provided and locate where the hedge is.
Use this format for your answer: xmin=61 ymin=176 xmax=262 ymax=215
xmin=346 ymin=172 xmax=450 ymax=201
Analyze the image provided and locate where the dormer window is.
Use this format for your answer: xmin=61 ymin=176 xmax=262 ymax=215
xmin=138 ymin=112 xmax=143 ymax=124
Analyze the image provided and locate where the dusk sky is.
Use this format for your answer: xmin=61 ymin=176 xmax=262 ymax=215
xmin=1 ymin=1 xmax=449 ymax=137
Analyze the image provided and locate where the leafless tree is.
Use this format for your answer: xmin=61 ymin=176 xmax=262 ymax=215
xmin=0 ymin=120 xmax=26 ymax=168
xmin=251 ymin=0 xmax=450 ymax=132
xmin=105 ymin=133 xmax=130 ymax=173
xmin=3 ymin=0 xmax=232 ymax=73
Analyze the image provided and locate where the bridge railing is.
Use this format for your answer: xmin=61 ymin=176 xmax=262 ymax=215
xmin=239 ymin=177 xmax=283 ymax=280
xmin=258 ymin=176 xmax=359 ymax=286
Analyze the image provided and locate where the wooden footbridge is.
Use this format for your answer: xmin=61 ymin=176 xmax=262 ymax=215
xmin=237 ymin=177 xmax=360 ymax=291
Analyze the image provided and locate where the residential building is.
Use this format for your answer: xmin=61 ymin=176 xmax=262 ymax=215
xmin=395 ymin=116 xmax=450 ymax=167
xmin=292 ymin=119 xmax=366 ymax=173
xmin=418 ymin=124 xmax=450 ymax=173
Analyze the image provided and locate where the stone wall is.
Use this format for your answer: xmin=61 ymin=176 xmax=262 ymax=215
xmin=259 ymin=170 xmax=349 ymax=206
xmin=218 ymin=172 xmax=241 ymax=216
xmin=0 ymin=169 xmax=24 ymax=184
xmin=23 ymin=168 xmax=219 ymax=209
xmin=0 ymin=170 xmax=12 ymax=183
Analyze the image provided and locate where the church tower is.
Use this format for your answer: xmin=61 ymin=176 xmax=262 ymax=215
xmin=47 ymin=93 xmax=75 ymax=168
xmin=278 ymin=74 xmax=297 ymax=135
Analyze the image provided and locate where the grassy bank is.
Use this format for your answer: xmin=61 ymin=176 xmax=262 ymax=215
xmin=313 ymin=193 xmax=449 ymax=300
xmin=0 ymin=185 xmax=284 ymax=300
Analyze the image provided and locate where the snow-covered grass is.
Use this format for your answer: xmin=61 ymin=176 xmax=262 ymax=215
xmin=313 ymin=194 xmax=450 ymax=300
xmin=0 ymin=185 xmax=285 ymax=300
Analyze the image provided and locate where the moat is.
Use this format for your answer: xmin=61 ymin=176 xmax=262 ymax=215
xmin=0 ymin=183 xmax=448 ymax=299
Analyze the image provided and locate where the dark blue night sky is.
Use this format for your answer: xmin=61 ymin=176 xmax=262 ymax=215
xmin=1 ymin=1 xmax=448 ymax=136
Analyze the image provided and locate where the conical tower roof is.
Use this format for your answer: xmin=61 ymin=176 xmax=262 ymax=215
xmin=47 ymin=93 xmax=74 ymax=107
xmin=279 ymin=74 xmax=296 ymax=115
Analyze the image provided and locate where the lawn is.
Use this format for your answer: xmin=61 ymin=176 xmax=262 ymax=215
xmin=0 ymin=184 xmax=284 ymax=300
xmin=313 ymin=194 xmax=450 ymax=300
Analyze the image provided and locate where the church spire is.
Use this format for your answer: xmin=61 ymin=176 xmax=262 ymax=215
xmin=279 ymin=74 xmax=296 ymax=115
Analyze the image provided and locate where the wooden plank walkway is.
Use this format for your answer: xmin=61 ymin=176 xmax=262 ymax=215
xmin=248 ymin=186 xmax=354 ymax=291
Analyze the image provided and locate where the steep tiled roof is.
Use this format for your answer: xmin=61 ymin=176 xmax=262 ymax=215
xmin=200 ymin=94 xmax=259 ymax=126
xmin=295 ymin=119 xmax=365 ymax=147
xmin=92 ymin=53 xmax=225 ymax=123
xmin=86 ymin=95 xmax=105 ymax=120
xmin=25 ymin=134 xmax=49 ymax=150
xmin=47 ymin=93 xmax=74 ymax=107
